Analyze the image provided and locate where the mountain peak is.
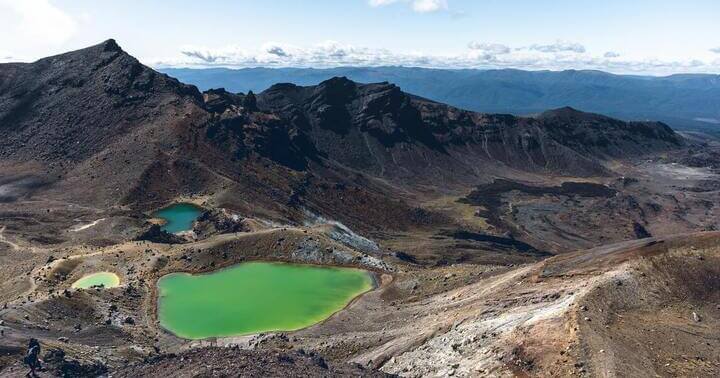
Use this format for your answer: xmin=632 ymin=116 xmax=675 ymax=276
xmin=30 ymin=38 xmax=130 ymax=69
xmin=0 ymin=39 xmax=202 ymax=162
xmin=264 ymin=82 xmax=300 ymax=92
xmin=70 ymin=38 xmax=125 ymax=57
xmin=544 ymin=106 xmax=583 ymax=116
xmin=319 ymin=76 xmax=355 ymax=86
xmin=101 ymin=38 xmax=122 ymax=52
xmin=537 ymin=106 xmax=611 ymax=122
xmin=316 ymin=76 xmax=358 ymax=94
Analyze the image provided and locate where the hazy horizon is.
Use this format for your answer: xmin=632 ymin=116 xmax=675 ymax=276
xmin=161 ymin=65 xmax=720 ymax=78
xmin=2 ymin=0 xmax=720 ymax=75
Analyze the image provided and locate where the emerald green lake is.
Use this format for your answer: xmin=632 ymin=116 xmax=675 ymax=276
xmin=153 ymin=203 xmax=203 ymax=233
xmin=157 ymin=262 xmax=374 ymax=339
xmin=71 ymin=272 xmax=120 ymax=289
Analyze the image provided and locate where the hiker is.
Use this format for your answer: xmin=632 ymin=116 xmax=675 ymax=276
xmin=24 ymin=338 xmax=41 ymax=378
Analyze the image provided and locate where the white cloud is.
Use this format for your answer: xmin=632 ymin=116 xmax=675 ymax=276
xmin=155 ymin=40 xmax=720 ymax=76
xmin=411 ymin=0 xmax=447 ymax=12
xmin=264 ymin=43 xmax=289 ymax=57
xmin=179 ymin=49 xmax=223 ymax=63
xmin=174 ymin=41 xmax=418 ymax=67
xmin=468 ymin=42 xmax=511 ymax=55
xmin=369 ymin=0 xmax=448 ymax=13
xmin=527 ymin=40 xmax=586 ymax=54
xmin=710 ymin=47 xmax=720 ymax=54
xmin=0 ymin=0 xmax=77 ymax=45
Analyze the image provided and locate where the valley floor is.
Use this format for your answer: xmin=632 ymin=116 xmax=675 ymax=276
xmin=1 ymin=153 xmax=719 ymax=377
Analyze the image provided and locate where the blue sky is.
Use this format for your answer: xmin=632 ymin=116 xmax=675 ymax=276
xmin=1 ymin=0 xmax=720 ymax=75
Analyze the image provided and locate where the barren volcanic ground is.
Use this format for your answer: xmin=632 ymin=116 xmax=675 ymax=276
xmin=1 ymin=40 xmax=719 ymax=377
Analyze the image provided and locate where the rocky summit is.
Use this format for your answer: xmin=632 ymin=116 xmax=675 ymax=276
xmin=0 ymin=41 xmax=718 ymax=377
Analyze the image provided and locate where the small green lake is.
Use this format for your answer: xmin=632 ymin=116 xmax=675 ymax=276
xmin=71 ymin=272 xmax=120 ymax=289
xmin=153 ymin=203 xmax=203 ymax=233
xmin=157 ymin=262 xmax=374 ymax=339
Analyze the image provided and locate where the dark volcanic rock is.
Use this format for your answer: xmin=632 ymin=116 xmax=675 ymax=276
xmin=536 ymin=107 xmax=682 ymax=158
xmin=462 ymin=179 xmax=617 ymax=202
xmin=394 ymin=251 xmax=419 ymax=264
xmin=681 ymin=149 xmax=720 ymax=169
xmin=134 ymin=224 xmax=186 ymax=244
xmin=202 ymin=87 xmax=243 ymax=113
xmin=42 ymin=348 xmax=108 ymax=378
xmin=444 ymin=229 xmax=552 ymax=257
xmin=193 ymin=208 xmax=249 ymax=238
xmin=633 ymin=222 xmax=652 ymax=239
xmin=254 ymin=78 xmax=682 ymax=179
xmin=112 ymin=347 xmax=391 ymax=377
xmin=460 ymin=179 xmax=617 ymax=229
xmin=0 ymin=39 xmax=202 ymax=162
xmin=242 ymin=90 xmax=258 ymax=111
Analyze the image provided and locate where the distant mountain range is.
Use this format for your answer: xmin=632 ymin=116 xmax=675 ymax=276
xmin=161 ymin=66 xmax=720 ymax=134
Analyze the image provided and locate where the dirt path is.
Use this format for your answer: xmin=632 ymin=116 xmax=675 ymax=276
xmin=69 ymin=218 xmax=106 ymax=232
xmin=0 ymin=226 xmax=20 ymax=251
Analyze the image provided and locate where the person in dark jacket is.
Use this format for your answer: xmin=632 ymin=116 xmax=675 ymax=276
xmin=23 ymin=338 xmax=41 ymax=378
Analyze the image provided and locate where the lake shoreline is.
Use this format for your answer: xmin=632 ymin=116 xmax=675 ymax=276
xmin=155 ymin=260 xmax=381 ymax=340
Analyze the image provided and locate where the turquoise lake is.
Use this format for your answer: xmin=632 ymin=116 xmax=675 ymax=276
xmin=153 ymin=203 xmax=203 ymax=233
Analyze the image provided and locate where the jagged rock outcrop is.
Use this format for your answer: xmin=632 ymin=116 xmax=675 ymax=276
xmin=202 ymin=88 xmax=244 ymax=113
xmin=250 ymin=77 xmax=682 ymax=179
xmin=193 ymin=208 xmax=249 ymax=238
xmin=134 ymin=224 xmax=186 ymax=244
